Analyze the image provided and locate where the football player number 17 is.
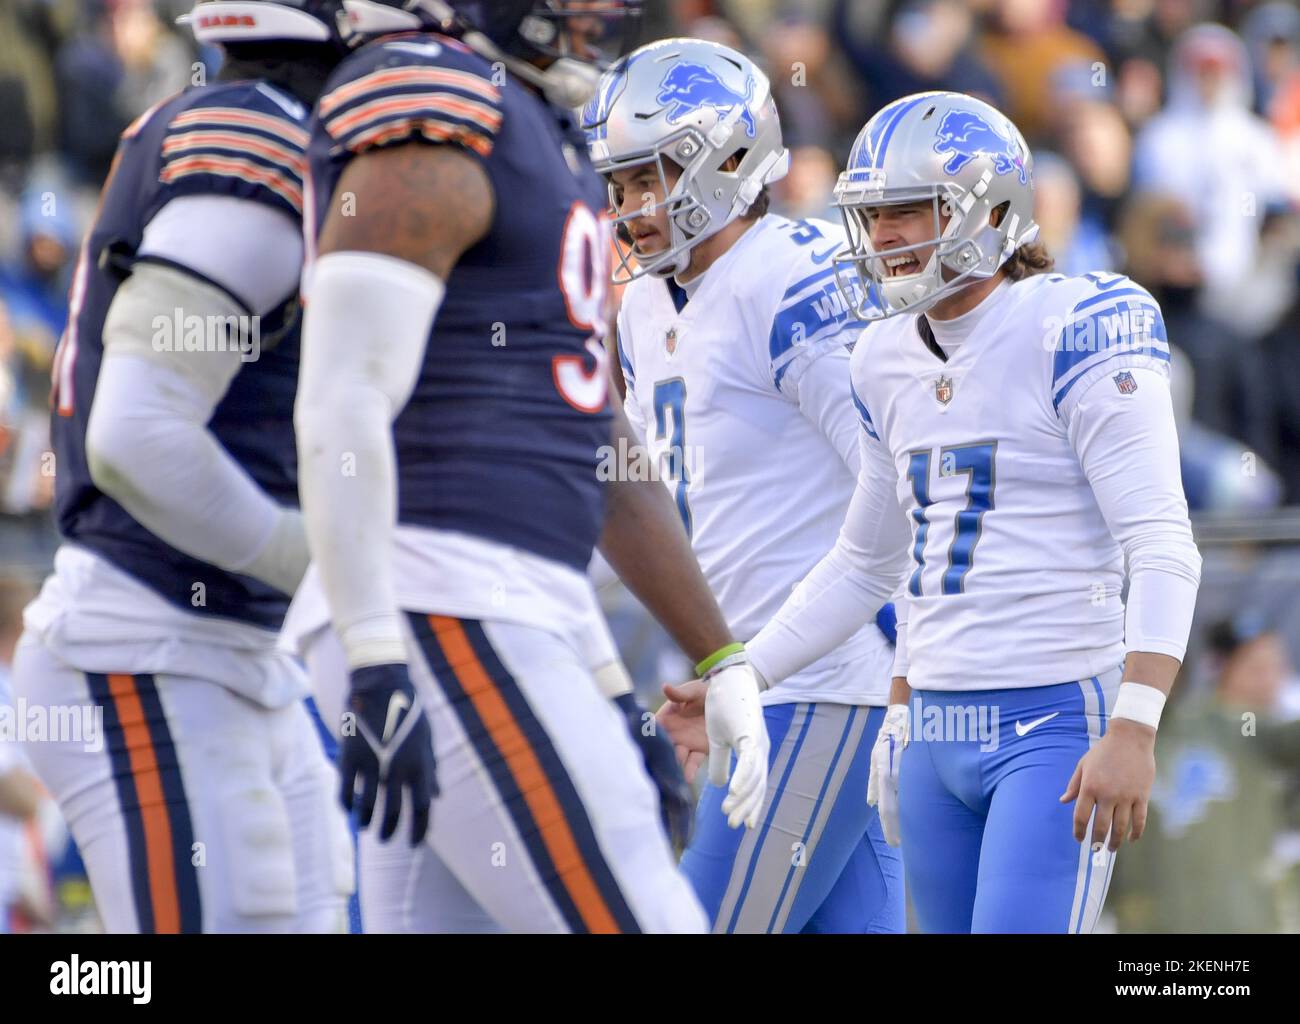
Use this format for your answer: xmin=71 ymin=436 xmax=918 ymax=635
xmin=906 ymin=441 xmax=996 ymax=597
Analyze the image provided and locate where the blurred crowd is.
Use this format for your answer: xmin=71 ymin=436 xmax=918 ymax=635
xmin=0 ymin=0 xmax=1298 ymax=932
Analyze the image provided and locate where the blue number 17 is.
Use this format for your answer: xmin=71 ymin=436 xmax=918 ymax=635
xmin=905 ymin=441 xmax=996 ymax=596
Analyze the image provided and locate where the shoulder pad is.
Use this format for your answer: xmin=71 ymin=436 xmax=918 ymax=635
xmin=157 ymin=82 xmax=309 ymax=218
xmin=318 ymin=33 xmax=505 ymax=160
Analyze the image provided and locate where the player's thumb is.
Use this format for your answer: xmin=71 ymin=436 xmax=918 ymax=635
xmin=708 ymin=740 xmax=731 ymax=788
xmin=662 ymin=681 xmax=692 ymax=704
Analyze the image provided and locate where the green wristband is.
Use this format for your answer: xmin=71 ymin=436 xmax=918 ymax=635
xmin=695 ymin=642 xmax=746 ymax=678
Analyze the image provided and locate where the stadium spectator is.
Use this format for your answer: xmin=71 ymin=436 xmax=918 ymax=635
xmin=55 ymin=0 xmax=194 ymax=185
xmin=1031 ymin=150 xmax=1113 ymax=276
xmin=831 ymin=0 xmax=1004 ymax=125
xmin=0 ymin=183 xmax=78 ymax=351
xmin=1109 ymin=612 xmax=1300 ymax=933
xmin=1132 ymin=23 xmax=1287 ymax=322
xmin=1118 ymin=193 xmax=1276 ymax=459
xmin=979 ymin=0 xmax=1106 ymax=143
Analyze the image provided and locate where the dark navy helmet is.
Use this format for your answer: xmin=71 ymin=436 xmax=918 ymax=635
xmin=343 ymin=1 xmax=642 ymax=67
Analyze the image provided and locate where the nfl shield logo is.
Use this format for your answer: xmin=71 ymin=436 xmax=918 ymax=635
xmin=666 ymin=327 xmax=678 ymax=355
xmin=935 ymin=375 xmax=954 ymax=405
xmin=1114 ymin=370 xmax=1138 ymax=394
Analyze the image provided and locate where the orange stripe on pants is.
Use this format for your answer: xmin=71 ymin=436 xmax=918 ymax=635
xmin=429 ymin=616 xmax=621 ymax=934
xmin=107 ymin=673 xmax=181 ymax=934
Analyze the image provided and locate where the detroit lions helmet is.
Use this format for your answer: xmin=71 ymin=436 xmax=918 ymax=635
xmin=832 ymin=91 xmax=1039 ymax=320
xmin=583 ymin=38 xmax=790 ymax=282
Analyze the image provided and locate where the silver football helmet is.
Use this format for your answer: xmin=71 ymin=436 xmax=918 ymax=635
xmin=582 ymin=38 xmax=789 ymax=282
xmin=832 ymin=91 xmax=1039 ymax=320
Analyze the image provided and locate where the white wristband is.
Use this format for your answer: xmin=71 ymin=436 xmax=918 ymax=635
xmin=1110 ymin=682 xmax=1167 ymax=730
xmin=592 ymin=660 xmax=633 ymax=700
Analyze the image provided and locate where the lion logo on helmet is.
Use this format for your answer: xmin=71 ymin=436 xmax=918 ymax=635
xmin=932 ymin=110 xmax=1028 ymax=184
xmin=657 ymin=63 xmax=756 ymax=138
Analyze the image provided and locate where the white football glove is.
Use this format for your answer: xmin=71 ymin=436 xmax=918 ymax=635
xmin=704 ymin=662 xmax=769 ymax=830
xmin=866 ymin=703 xmax=909 ymax=847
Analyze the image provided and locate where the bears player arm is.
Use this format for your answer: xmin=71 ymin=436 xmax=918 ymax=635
xmin=748 ymin=426 xmax=911 ymax=688
xmin=1065 ymin=368 xmax=1202 ymax=675
xmin=598 ymin=399 xmax=737 ymax=666
xmin=297 ymin=142 xmax=491 ymax=668
xmin=85 ymin=195 xmax=309 ymax=595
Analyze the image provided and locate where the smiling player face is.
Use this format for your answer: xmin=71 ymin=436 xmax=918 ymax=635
xmin=861 ymin=200 xmax=951 ymax=280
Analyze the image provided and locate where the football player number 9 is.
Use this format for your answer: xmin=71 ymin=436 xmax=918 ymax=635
xmin=554 ymin=201 xmax=611 ymax=414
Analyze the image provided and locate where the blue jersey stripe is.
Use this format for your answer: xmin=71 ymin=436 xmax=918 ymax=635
xmin=769 ymin=291 xmax=852 ymax=362
xmin=1070 ymin=287 xmax=1155 ymax=315
xmin=1052 ymin=345 xmax=1170 ymax=412
xmin=850 ymin=380 xmax=879 ymax=440
xmin=1052 ymin=299 xmax=1168 ymax=390
xmin=782 ymin=265 xmax=837 ymax=301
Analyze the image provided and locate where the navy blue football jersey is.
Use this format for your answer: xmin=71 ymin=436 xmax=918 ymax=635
xmin=306 ymin=33 xmax=613 ymax=573
xmin=50 ymin=80 xmax=308 ymax=629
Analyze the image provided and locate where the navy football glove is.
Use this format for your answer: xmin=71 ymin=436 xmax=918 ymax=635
xmin=614 ymin=692 xmax=694 ymax=849
xmin=339 ymin=662 xmax=438 ymax=846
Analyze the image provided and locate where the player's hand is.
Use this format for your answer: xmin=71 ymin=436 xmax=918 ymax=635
xmin=866 ymin=703 xmax=909 ymax=847
xmin=657 ymin=685 xmax=708 ymax=784
xmin=703 ymin=664 xmax=769 ymax=830
xmin=339 ymin=662 xmax=438 ymax=847
xmin=613 ymin=693 xmax=694 ymax=848
xmin=1060 ymin=718 xmax=1156 ymax=852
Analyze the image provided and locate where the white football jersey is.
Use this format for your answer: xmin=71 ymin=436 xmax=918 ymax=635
xmin=850 ymin=270 xmax=1178 ymax=691
xmin=618 ymin=214 xmax=893 ymax=706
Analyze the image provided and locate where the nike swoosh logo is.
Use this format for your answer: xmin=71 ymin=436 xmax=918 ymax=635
xmin=1014 ymin=711 xmax=1060 ymax=737
xmin=811 ymin=245 xmax=839 ymax=264
xmin=382 ymin=692 xmax=411 ymax=744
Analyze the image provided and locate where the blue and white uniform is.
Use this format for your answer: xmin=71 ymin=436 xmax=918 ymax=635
xmin=618 ymin=213 xmax=906 ymax=932
xmin=749 ymin=271 xmax=1201 ymax=932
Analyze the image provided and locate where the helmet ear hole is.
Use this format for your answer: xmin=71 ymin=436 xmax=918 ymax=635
xmin=722 ymin=150 xmax=746 ymax=173
xmin=991 ymin=201 xmax=1010 ymax=229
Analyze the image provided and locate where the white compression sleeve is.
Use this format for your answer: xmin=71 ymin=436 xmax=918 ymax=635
xmin=790 ymin=346 xmax=861 ymax=475
xmin=890 ymin=591 xmax=909 ymax=678
xmin=296 ymin=251 xmax=444 ymax=670
xmin=138 ymin=194 xmax=303 ymax=314
xmin=748 ymin=428 xmax=911 ymax=687
xmin=87 ymin=261 xmax=308 ymax=595
xmin=1066 ymin=368 xmax=1202 ymax=661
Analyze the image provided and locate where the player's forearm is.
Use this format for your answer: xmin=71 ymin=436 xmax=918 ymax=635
xmin=297 ymin=252 xmax=443 ymax=669
xmin=598 ymin=459 xmax=734 ymax=665
xmin=87 ymin=263 xmax=307 ymax=594
xmin=1121 ymin=651 xmax=1179 ymax=696
xmin=889 ymin=676 xmax=911 ymax=706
